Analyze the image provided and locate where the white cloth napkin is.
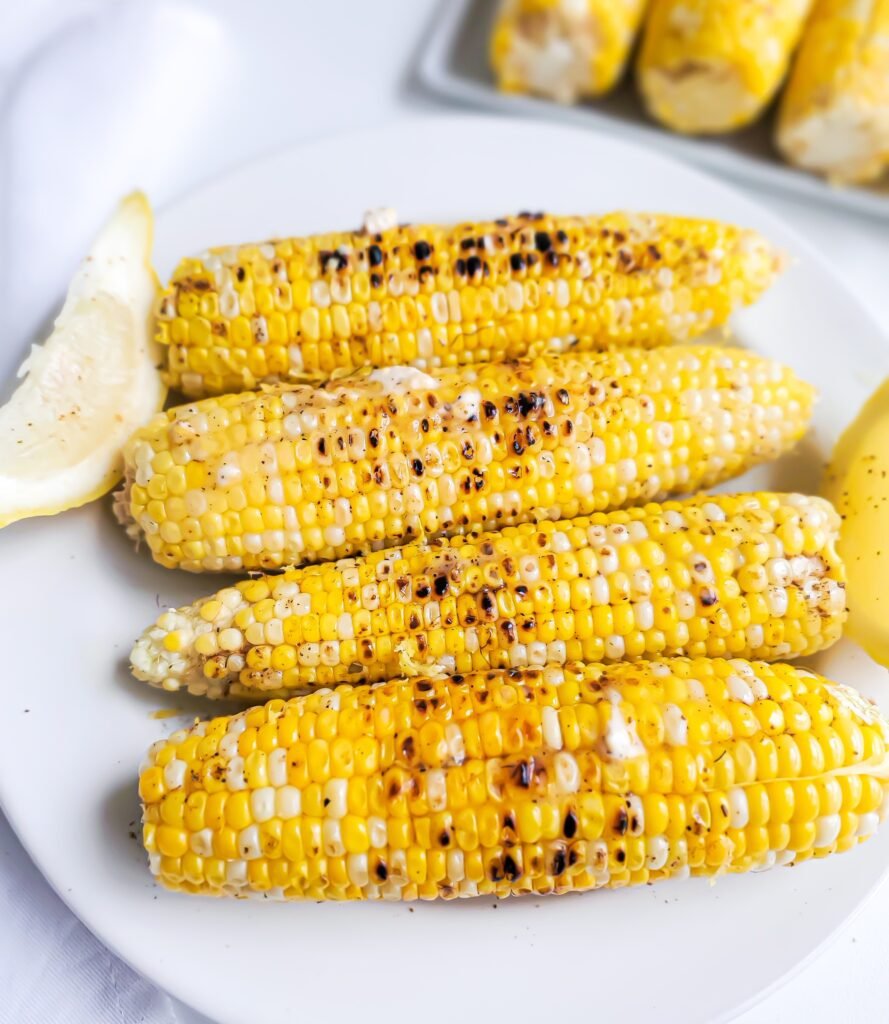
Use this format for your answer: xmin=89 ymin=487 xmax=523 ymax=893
xmin=0 ymin=811 xmax=180 ymax=1024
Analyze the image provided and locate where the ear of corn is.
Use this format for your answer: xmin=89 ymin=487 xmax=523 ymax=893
xmin=156 ymin=211 xmax=782 ymax=397
xmin=638 ymin=0 xmax=813 ymax=134
xmin=490 ymin=0 xmax=648 ymax=102
xmin=132 ymin=493 xmax=845 ymax=700
xmin=777 ymin=0 xmax=889 ymax=184
xmin=117 ymin=346 xmax=815 ymax=573
xmin=139 ymin=658 xmax=889 ymax=901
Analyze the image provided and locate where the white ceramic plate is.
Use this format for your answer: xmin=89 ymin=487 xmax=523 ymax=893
xmin=417 ymin=0 xmax=889 ymax=220
xmin=3 ymin=116 xmax=889 ymax=1024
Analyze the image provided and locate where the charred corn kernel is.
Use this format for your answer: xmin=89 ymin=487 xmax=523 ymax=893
xmin=155 ymin=212 xmax=784 ymax=397
xmin=490 ymin=0 xmax=646 ymax=102
xmin=140 ymin=658 xmax=889 ymax=901
xmin=130 ymin=488 xmax=842 ymax=699
xmin=777 ymin=0 xmax=889 ymax=183
xmin=638 ymin=0 xmax=812 ymax=133
xmin=122 ymin=347 xmax=813 ymax=575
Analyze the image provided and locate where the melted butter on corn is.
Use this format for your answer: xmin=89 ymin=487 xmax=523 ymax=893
xmin=118 ymin=346 xmax=816 ymax=573
xmin=139 ymin=658 xmax=889 ymax=901
xmin=131 ymin=493 xmax=846 ymax=699
xmin=156 ymin=211 xmax=784 ymax=397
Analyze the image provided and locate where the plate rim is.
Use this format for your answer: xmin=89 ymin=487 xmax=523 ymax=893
xmin=3 ymin=111 xmax=889 ymax=1024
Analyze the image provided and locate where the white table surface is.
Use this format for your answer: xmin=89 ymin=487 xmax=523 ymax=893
xmin=1 ymin=1 xmax=888 ymax=1021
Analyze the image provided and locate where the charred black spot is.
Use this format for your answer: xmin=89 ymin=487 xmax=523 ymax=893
xmin=316 ymin=438 xmax=326 ymax=456
xmin=504 ymin=397 xmax=517 ymax=416
xmin=439 ymin=831 xmax=451 ymax=847
xmin=503 ymin=814 xmax=516 ymax=831
xmin=481 ymin=591 xmax=496 ymax=615
xmin=483 ymin=401 xmax=498 ymax=420
xmin=534 ymin=231 xmax=552 ymax=252
xmin=434 ymin=575 xmax=449 ymax=597
xmin=512 ymin=431 xmax=525 ymax=456
xmin=563 ymin=810 xmax=578 ymax=838
xmin=416 ymin=680 xmax=433 ymax=692
xmin=411 ymin=458 xmax=425 ymax=476
xmin=460 ymin=237 xmax=475 ymax=251
xmin=546 ymin=251 xmax=560 ymax=268
xmin=615 ymin=848 xmax=626 ymax=864
xmin=614 ymin=806 xmax=629 ymax=835
xmin=467 ymin=255 xmax=482 ymax=277
xmin=414 ymin=699 xmax=427 ymax=713
xmin=556 ymin=229 xmax=568 ymax=245
xmin=367 ymin=244 xmax=383 ymax=266
xmin=700 ymin=588 xmax=718 ymax=607
xmin=647 ymin=244 xmax=662 ymax=261
xmin=503 ymin=855 xmax=520 ymax=881
xmin=509 ymin=253 xmax=525 ymax=272
xmin=414 ymin=240 xmax=431 ymax=260
xmin=556 ymin=388 xmax=570 ymax=405
xmin=401 ymin=736 xmax=415 ymax=760
xmin=552 ymin=848 xmax=567 ymax=876
xmin=369 ymin=428 xmax=380 ymax=448
xmin=370 ymin=272 xmax=383 ymax=288
xmin=515 ymin=585 xmax=528 ymax=598
xmin=500 ymin=620 xmax=517 ymax=643
xmin=455 ymin=258 xmax=467 ymax=276
xmin=375 ymin=861 xmax=388 ymax=881
xmin=416 ymin=583 xmax=431 ymax=599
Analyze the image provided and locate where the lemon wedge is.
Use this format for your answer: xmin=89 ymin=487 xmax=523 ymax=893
xmin=0 ymin=193 xmax=164 ymax=528
xmin=823 ymin=375 xmax=889 ymax=666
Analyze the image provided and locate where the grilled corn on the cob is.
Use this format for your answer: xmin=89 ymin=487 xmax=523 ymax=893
xmin=117 ymin=347 xmax=815 ymax=573
xmin=777 ymin=0 xmax=889 ymax=184
xmin=139 ymin=658 xmax=889 ymax=900
xmin=132 ymin=493 xmax=845 ymax=699
xmin=490 ymin=0 xmax=648 ymax=102
xmin=157 ymin=211 xmax=783 ymax=397
xmin=638 ymin=0 xmax=813 ymax=133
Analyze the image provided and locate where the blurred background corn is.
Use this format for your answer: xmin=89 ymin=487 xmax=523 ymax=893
xmin=490 ymin=0 xmax=648 ymax=103
xmin=132 ymin=493 xmax=845 ymax=699
xmin=117 ymin=346 xmax=815 ymax=573
xmin=638 ymin=0 xmax=813 ymax=134
xmin=156 ymin=211 xmax=783 ymax=397
xmin=777 ymin=0 xmax=889 ymax=184
xmin=139 ymin=658 xmax=889 ymax=901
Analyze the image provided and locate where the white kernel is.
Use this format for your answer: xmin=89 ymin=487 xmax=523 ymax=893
xmin=587 ymin=575 xmax=607 ymax=607
xmin=322 ymin=820 xmax=345 ymax=857
xmin=225 ymin=861 xmax=247 ymax=886
xmin=447 ymin=850 xmax=466 ymax=883
xmin=727 ymin=674 xmax=755 ymax=705
xmin=727 ymin=788 xmax=749 ymax=829
xmin=250 ymin=787 xmax=275 ymax=823
xmin=605 ymin=635 xmax=625 ymax=660
xmin=310 ymin=280 xmax=331 ymax=307
xmin=646 ymin=836 xmax=669 ymax=870
xmin=542 ymin=706 xmax=563 ymax=750
xmin=814 ymin=814 xmax=841 ymax=848
xmin=634 ymin=600 xmax=654 ymax=631
xmin=616 ymin=459 xmax=637 ymax=484
xmin=856 ymin=813 xmax=880 ymax=838
xmin=663 ymin=704 xmax=688 ymax=746
xmin=553 ymin=751 xmax=580 ymax=793
xmin=765 ymin=586 xmax=788 ymax=617
xmin=368 ymin=817 xmax=388 ymax=848
xmin=163 ymin=759 xmax=187 ymax=790
xmin=276 ymin=786 xmax=301 ymax=819
xmin=190 ymin=829 xmax=213 ymax=857
xmin=226 ymin=757 xmax=247 ymax=791
xmin=324 ymin=778 xmax=348 ymax=818
xmin=626 ymin=795 xmax=644 ymax=836
xmin=426 ymin=769 xmax=447 ymax=811
xmin=238 ymin=824 xmax=261 ymax=859
xmin=445 ymin=724 xmax=466 ymax=765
